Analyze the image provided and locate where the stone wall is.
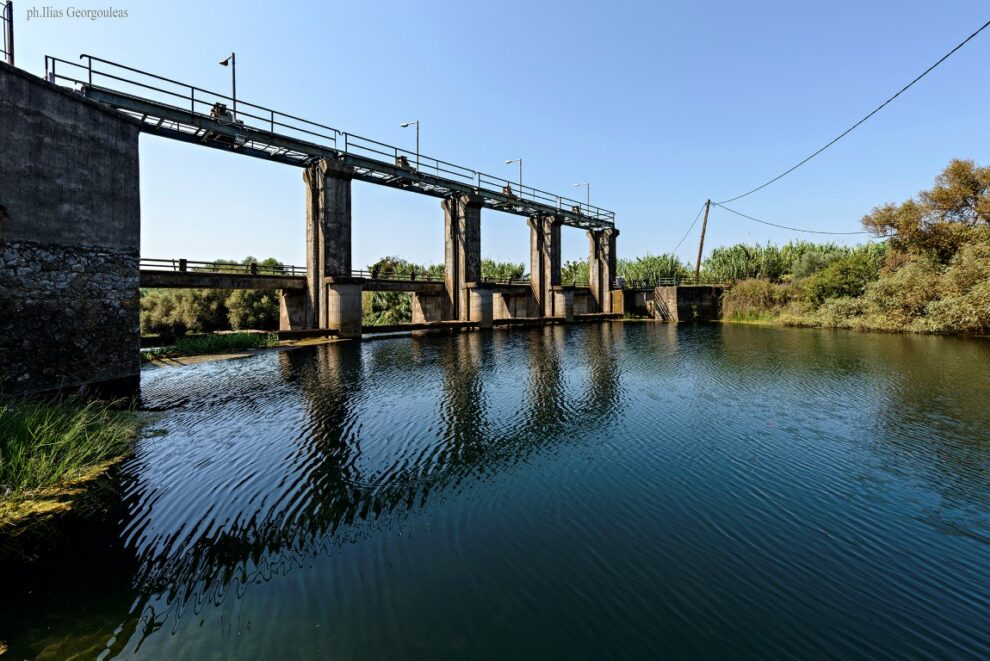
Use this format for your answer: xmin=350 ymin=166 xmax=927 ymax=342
xmin=0 ymin=61 xmax=141 ymax=394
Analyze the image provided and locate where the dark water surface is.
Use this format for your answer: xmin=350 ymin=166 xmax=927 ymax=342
xmin=4 ymin=323 xmax=990 ymax=659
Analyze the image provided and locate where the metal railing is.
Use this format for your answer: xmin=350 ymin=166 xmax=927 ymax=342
xmin=140 ymin=258 xmax=306 ymax=277
xmin=1 ymin=1 xmax=13 ymax=66
xmin=619 ymin=275 xmax=728 ymax=289
xmin=43 ymin=54 xmax=616 ymax=225
xmin=353 ymin=268 xmax=444 ymax=282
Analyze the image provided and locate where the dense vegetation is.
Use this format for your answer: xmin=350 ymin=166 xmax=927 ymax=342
xmin=141 ymin=257 xmax=283 ymax=336
xmin=719 ymin=159 xmax=990 ymax=334
xmin=0 ymin=398 xmax=137 ymax=505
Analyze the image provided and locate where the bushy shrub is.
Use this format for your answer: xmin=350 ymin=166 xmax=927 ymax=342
xmin=702 ymin=243 xmax=789 ymax=282
xmin=799 ymin=251 xmax=881 ymax=305
xmin=140 ymin=288 xmax=231 ymax=336
xmin=860 ymin=257 xmax=942 ymax=327
xmin=227 ymin=289 xmax=281 ymax=331
xmin=721 ymin=279 xmax=792 ymax=320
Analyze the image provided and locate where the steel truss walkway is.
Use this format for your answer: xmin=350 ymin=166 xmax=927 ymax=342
xmin=44 ymin=55 xmax=615 ymax=231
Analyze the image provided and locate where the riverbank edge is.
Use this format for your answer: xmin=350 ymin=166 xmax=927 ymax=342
xmin=720 ymin=315 xmax=990 ymax=338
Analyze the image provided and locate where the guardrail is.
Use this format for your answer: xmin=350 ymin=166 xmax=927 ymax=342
xmin=44 ymin=54 xmax=616 ymax=225
xmin=140 ymin=258 xmax=306 ymax=277
xmin=353 ymin=268 xmax=444 ymax=282
xmin=619 ymin=276 xmax=728 ymax=288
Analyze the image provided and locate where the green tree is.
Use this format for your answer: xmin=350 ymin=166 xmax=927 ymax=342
xmin=862 ymin=159 xmax=990 ymax=263
xmin=480 ymin=259 xmax=525 ymax=282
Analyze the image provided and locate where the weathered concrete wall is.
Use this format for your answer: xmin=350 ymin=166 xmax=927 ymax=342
xmin=494 ymin=292 xmax=537 ymax=320
xmin=654 ymin=286 xmax=723 ymax=322
xmin=0 ymin=62 xmax=141 ymax=394
xmin=443 ymin=194 xmax=482 ymax=321
xmin=573 ymin=288 xmax=593 ymax=315
xmin=529 ymin=215 xmax=561 ymax=317
xmin=304 ymin=158 xmax=353 ymax=329
xmin=412 ymin=292 xmax=449 ymax=323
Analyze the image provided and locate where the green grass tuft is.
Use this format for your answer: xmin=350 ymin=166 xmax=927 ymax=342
xmin=0 ymin=398 xmax=138 ymax=498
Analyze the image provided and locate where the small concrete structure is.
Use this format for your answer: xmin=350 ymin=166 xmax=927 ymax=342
xmin=0 ymin=62 xmax=140 ymax=394
xmin=468 ymin=285 xmax=494 ymax=328
xmin=325 ymin=278 xmax=364 ymax=338
xmin=553 ymin=287 xmax=575 ymax=321
xmin=652 ymin=285 xmax=724 ymax=322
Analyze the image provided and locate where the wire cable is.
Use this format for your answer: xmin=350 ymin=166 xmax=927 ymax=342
xmin=717 ymin=18 xmax=990 ymax=205
xmin=671 ymin=202 xmax=708 ymax=253
xmin=713 ymin=202 xmax=869 ymax=235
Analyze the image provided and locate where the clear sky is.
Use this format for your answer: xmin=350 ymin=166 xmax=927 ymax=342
xmin=14 ymin=1 xmax=990 ymax=269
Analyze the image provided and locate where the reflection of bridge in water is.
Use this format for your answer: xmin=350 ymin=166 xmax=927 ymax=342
xmin=108 ymin=325 xmax=621 ymax=643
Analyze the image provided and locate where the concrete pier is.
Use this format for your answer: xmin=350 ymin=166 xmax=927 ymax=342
xmin=325 ymin=279 xmax=364 ymax=338
xmin=553 ymin=287 xmax=575 ymax=321
xmin=279 ymin=289 xmax=307 ymax=331
xmin=588 ymin=228 xmax=619 ymax=313
xmin=412 ymin=292 xmax=448 ymax=323
xmin=529 ymin=214 xmax=562 ymax=317
xmin=304 ymin=158 xmax=353 ymax=329
xmin=443 ymin=193 xmax=483 ymax=321
xmin=468 ymin=285 xmax=494 ymax=328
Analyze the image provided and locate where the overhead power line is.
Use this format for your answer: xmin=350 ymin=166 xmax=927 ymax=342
xmin=717 ymin=18 xmax=990 ymax=205
xmin=713 ymin=202 xmax=869 ymax=235
xmin=671 ymin=201 xmax=708 ymax=253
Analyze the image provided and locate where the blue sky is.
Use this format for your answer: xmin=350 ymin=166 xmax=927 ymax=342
xmin=16 ymin=1 xmax=990 ymax=269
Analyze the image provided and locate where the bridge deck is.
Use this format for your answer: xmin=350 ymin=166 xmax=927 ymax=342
xmin=45 ymin=55 xmax=615 ymax=231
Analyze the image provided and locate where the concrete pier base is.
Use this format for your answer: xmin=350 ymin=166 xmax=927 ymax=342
xmin=326 ymin=281 xmax=363 ymax=338
xmin=553 ymin=288 xmax=574 ymax=321
xmin=279 ymin=289 xmax=307 ymax=331
xmin=469 ymin=286 xmax=494 ymax=328
xmin=412 ymin=292 xmax=449 ymax=323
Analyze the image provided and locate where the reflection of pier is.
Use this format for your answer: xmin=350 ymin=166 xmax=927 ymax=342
xmin=116 ymin=327 xmax=621 ymax=638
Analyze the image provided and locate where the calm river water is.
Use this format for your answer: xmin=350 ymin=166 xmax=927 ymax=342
xmin=3 ymin=323 xmax=990 ymax=659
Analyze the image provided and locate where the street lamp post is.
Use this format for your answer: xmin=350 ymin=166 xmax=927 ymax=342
xmin=400 ymin=120 xmax=419 ymax=170
xmin=573 ymin=182 xmax=590 ymax=208
xmin=219 ymin=52 xmax=236 ymax=119
xmin=504 ymin=159 xmax=522 ymax=196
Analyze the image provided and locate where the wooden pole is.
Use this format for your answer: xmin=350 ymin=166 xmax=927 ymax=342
xmin=694 ymin=199 xmax=711 ymax=284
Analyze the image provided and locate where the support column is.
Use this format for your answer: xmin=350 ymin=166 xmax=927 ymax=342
xmin=443 ymin=193 xmax=483 ymax=321
xmin=553 ymin=287 xmax=574 ymax=322
xmin=469 ymin=285 xmax=494 ymax=329
xmin=304 ymin=158 xmax=353 ymax=329
xmin=588 ymin=227 xmax=619 ymax=313
xmin=325 ymin=279 xmax=364 ymax=338
xmin=529 ymin=214 xmax=562 ymax=317
xmin=279 ymin=289 xmax=307 ymax=331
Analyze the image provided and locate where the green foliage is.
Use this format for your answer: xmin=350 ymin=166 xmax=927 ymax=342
xmin=721 ymin=279 xmax=793 ymax=321
xmin=799 ymin=251 xmax=882 ymax=305
xmin=562 ymin=260 xmax=589 ymax=285
xmin=362 ymin=256 xmax=441 ymax=326
xmin=0 ymin=398 xmax=137 ymax=497
xmin=141 ymin=288 xmax=231 ymax=336
xmin=481 ymin=259 xmax=525 ymax=281
xmin=617 ymin=253 xmax=690 ymax=283
xmin=140 ymin=257 xmax=286 ymax=337
xmin=143 ymin=332 xmax=278 ymax=361
xmin=862 ymin=159 xmax=990 ymax=263
xmin=227 ymin=289 xmax=281 ymax=331
xmin=702 ymin=243 xmax=789 ymax=282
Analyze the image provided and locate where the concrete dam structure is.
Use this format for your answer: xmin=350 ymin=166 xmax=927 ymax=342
xmin=1 ymin=55 xmax=720 ymax=395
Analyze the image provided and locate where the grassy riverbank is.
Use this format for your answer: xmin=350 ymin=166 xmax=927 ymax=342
xmin=142 ymin=331 xmax=278 ymax=362
xmin=0 ymin=398 xmax=140 ymax=528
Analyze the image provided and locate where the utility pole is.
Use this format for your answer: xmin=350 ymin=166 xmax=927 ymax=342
xmin=694 ymin=199 xmax=711 ymax=284
xmin=3 ymin=1 xmax=13 ymax=67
